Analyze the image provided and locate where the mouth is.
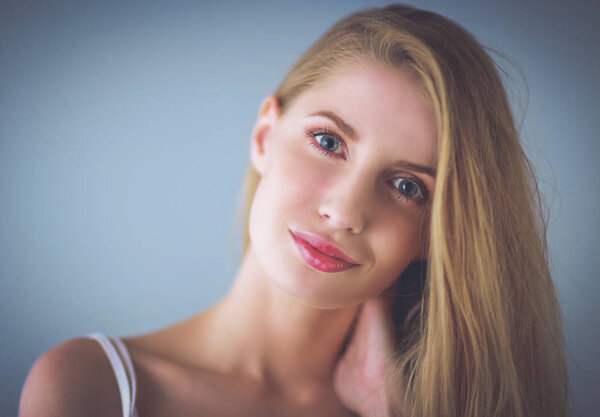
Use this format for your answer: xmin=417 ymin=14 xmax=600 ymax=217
xmin=289 ymin=229 xmax=360 ymax=273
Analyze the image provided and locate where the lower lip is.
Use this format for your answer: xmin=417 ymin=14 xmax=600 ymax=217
xmin=290 ymin=232 xmax=358 ymax=273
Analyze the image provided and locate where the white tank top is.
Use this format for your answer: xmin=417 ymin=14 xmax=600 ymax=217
xmin=87 ymin=332 xmax=139 ymax=417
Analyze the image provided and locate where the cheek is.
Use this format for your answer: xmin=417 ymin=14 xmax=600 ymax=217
xmin=368 ymin=209 xmax=426 ymax=284
xmin=249 ymin=146 xmax=329 ymax=247
xmin=264 ymin=148 xmax=330 ymax=213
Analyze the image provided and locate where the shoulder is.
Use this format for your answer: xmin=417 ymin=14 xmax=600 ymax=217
xmin=19 ymin=337 xmax=122 ymax=417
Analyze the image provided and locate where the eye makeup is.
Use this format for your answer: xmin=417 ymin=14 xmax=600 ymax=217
xmin=305 ymin=125 xmax=431 ymax=207
xmin=307 ymin=127 xmax=346 ymax=159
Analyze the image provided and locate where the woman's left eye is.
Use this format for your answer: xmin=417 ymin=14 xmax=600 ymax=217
xmin=389 ymin=177 xmax=427 ymax=203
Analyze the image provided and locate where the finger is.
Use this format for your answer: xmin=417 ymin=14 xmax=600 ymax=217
xmin=352 ymin=297 xmax=396 ymax=357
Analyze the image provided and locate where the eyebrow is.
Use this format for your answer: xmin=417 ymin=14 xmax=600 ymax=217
xmin=308 ymin=110 xmax=357 ymax=140
xmin=393 ymin=161 xmax=436 ymax=179
xmin=307 ymin=110 xmax=437 ymax=179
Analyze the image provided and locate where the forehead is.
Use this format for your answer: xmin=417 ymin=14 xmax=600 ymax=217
xmin=285 ymin=62 xmax=438 ymax=167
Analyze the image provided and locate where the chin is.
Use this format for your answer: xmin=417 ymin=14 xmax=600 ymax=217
xmin=269 ymin=269 xmax=366 ymax=310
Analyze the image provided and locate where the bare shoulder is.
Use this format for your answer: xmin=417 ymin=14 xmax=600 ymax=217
xmin=19 ymin=337 xmax=122 ymax=417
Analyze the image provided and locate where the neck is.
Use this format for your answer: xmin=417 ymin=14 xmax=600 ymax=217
xmin=198 ymin=248 xmax=360 ymax=394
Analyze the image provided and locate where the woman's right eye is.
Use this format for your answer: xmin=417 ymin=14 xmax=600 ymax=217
xmin=316 ymin=133 xmax=340 ymax=152
xmin=308 ymin=130 xmax=345 ymax=158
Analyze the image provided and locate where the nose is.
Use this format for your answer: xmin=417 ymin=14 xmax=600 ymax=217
xmin=318 ymin=172 xmax=372 ymax=234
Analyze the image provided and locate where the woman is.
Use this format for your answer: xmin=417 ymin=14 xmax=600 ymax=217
xmin=19 ymin=4 xmax=568 ymax=417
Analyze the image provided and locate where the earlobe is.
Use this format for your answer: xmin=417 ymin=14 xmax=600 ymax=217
xmin=250 ymin=95 xmax=281 ymax=175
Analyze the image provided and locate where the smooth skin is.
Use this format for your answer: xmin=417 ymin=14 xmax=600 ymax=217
xmin=20 ymin=61 xmax=436 ymax=417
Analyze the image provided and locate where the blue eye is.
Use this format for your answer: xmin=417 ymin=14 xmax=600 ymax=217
xmin=316 ymin=133 xmax=341 ymax=153
xmin=390 ymin=177 xmax=427 ymax=203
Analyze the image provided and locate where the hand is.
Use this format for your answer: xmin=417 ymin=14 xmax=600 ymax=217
xmin=333 ymin=294 xmax=402 ymax=417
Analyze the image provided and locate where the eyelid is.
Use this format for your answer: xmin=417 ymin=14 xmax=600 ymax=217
xmin=305 ymin=125 xmax=431 ymax=206
xmin=306 ymin=127 xmax=348 ymax=158
xmin=389 ymin=173 xmax=429 ymax=205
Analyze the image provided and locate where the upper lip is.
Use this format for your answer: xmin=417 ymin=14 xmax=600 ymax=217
xmin=289 ymin=229 xmax=360 ymax=265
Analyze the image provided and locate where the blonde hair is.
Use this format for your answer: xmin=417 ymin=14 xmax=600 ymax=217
xmin=241 ymin=5 xmax=568 ymax=417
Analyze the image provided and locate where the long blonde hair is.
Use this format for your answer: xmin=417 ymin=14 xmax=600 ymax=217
xmin=240 ymin=5 xmax=568 ymax=417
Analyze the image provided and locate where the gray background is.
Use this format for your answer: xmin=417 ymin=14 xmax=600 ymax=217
xmin=1 ymin=0 xmax=598 ymax=415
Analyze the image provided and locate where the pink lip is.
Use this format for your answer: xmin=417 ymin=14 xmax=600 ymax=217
xmin=289 ymin=229 xmax=360 ymax=273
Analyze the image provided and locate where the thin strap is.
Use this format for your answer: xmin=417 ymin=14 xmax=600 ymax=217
xmin=87 ymin=332 xmax=132 ymax=417
xmin=112 ymin=337 xmax=138 ymax=417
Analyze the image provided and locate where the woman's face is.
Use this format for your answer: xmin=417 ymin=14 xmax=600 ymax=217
xmin=249 ymin=61 xmax=437 ymax=309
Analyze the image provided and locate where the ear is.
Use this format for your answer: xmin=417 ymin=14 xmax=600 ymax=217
xmin=251 ymin=95 xmax=281 ymax=175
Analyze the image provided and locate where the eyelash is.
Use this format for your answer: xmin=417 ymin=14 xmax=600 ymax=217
xmin=389 ymin=175 xmax=429 ymax=205
xmin=307 ymin=127 xmax=344 ymax=159
xmin=306 ymin=128 xmax=429 ymax=206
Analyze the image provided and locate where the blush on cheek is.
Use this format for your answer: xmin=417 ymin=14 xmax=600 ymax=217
xmin=373 ymin=216 xmax=423 ymax=267
xmin=274 ymin=155 xmax=330 ymax=213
